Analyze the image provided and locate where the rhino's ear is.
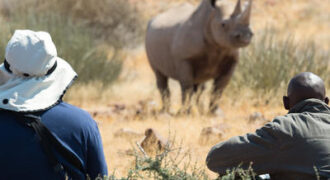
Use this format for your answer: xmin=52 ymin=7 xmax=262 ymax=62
xmin=210 ymin=0 xmax=216 ymax=7
xmin=230 ymin=0 xmax=241 ymax=18
xmin=210 ymin=4 xmax=223 ymax=20
xmin=207 ymin=0 xmax=223 ymax=20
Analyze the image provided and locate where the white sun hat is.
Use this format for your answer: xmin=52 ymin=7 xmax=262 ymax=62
xmin=0 ymin=29 xmax=77 ymax=112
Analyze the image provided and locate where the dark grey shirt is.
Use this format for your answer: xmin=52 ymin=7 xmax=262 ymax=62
xmin=206 ymin=99 xmax=330 ymax=179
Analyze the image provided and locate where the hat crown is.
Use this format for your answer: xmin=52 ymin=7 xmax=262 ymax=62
xmin=5 ymin=30 xmax=57 ymax=76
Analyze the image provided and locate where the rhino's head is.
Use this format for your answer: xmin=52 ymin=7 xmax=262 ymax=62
xmin=208 ymin=0 xmax=253 ymax=49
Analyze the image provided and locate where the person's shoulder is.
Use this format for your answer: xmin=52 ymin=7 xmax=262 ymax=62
xmin=44 ymin=102 xmax=96 ymax=127
xmin=57 ymin=102 xmax=90 ymax=115
xmin=53 ymin=102 xmax=91 ymax=117
xmin=271 ymin=114 xmax=292 ymax=125
xmin=269 ymin=113 xmax=310 ymax=138
xmin=258 ymin=115 xmax=291 ymax=134
xmin=272 ymin=112 xmax=319 ymax=127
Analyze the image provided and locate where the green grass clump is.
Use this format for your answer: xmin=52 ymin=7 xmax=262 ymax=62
xmin=231 ymin=28 xmax=329 ymax=95
xmin=102 ymin=143 xmax=259 ymax=180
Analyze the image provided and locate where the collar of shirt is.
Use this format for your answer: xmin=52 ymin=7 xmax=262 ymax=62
xmin=289 ymin=98 xmax=330 ymax=114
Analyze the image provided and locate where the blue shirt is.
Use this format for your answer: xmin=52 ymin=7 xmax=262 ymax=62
xmin=0 ymin=102 xmax=108 ymax=179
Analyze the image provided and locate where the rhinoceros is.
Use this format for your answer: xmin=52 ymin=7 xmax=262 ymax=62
xmin=145 ymin=0 xmax=253 ymax=114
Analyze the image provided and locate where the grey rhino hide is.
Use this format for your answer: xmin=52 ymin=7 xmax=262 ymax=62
xmin=145 ymin=0 xmax=253 ymax=113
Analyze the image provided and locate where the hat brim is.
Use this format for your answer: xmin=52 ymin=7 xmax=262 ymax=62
xmin=0 ymin=57 xmax=77 ymax=112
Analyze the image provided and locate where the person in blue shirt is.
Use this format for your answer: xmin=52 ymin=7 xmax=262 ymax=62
xmin=0 ymin=30 xmax=108 ymax=179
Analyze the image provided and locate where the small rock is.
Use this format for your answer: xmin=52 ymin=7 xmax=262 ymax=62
xmin=199 ymin=123 xmax=229 ymax=145
xmin=108 ymin=103 xmax=126 ymax=114
xmin=114 ymin=128 xmax=143 ymax=139
xmin=135 ymin=99 xmax=158 ymax=117
xmin=208 ymin=107 xmax=225 ymax=118
xmin=140 ymin=128 xmax=168 ymax=156
xmin=89 ymin=109 xmax=113 ymax=118
xmin=117 ymin=149 xmax=135 ymax=157
xmin=249 ymin=112 xmax=267 ymax=123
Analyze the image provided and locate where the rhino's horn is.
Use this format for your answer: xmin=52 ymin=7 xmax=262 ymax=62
xmin=230 ymin=0 xmax=241 ymax=18
xmin=239 ymin=0 xmax=252 ymax=25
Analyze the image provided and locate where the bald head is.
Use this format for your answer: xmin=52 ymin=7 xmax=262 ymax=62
xmin=283 ymin=72 xmax=328 ymax=110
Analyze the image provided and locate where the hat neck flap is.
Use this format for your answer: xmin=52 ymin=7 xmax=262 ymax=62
xmin=0 ymin=58 xmax=77 ymax=113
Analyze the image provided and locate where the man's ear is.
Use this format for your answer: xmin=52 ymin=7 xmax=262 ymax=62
xmin=283 ymin=96 xmax=290 ymax=110
xmin=325 ymin=97 xmax=329 ymax=105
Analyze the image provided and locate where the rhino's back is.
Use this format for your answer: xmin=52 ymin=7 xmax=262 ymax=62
xmin=146 ymin=3 xmax=195 ymax=78
xmin=150 ymin=3 xmax=195 ymax=29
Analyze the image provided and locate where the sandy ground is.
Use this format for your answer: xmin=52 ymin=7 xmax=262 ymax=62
xmin=78 ymin=52 xmax=286 ymax=178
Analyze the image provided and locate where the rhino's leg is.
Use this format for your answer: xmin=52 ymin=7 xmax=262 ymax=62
xmin=209 ymin=57 xmax=238 ymax=114
xmin=194 ymin=83 xmax=206 ymax=114
xmin=179 ymin=82 xmax=194 ymax=114
xmin=177 ymin=61 xmax=194 ymax=114
xmin=209 ymin=78 xmax=226 ymax=114
xmin=155 ymin=70 xmax=170 ymax=112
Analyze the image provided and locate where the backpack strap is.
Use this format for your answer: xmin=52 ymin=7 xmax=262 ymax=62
xmin=13 ymin=113 xmax=85 ymax=176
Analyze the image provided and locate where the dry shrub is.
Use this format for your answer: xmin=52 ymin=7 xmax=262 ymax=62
xmin=0 ymin=0 xmax=144 ymax=85
xmin=230 ymin=28 xmax=330 ymax=96
xmin=13 ymin=0 xmax=144 ymax=48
